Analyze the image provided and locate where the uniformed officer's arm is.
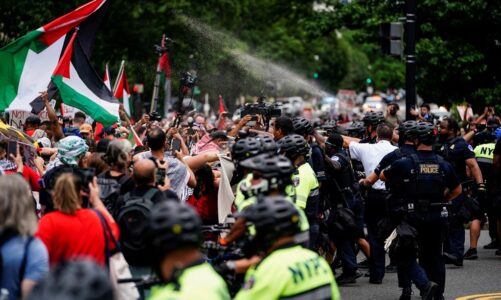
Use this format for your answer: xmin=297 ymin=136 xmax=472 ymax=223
xmin=463 ymin=130 xmax=475 ymax=143
xmin=465 ymin=157 xmax=483 ymax=185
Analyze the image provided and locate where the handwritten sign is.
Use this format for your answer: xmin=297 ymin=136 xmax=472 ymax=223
xmin=9 ymin=100 xmax=56 ymax=129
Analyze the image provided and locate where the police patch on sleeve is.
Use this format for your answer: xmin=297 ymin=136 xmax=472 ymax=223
xmin=242 ymin=275 xmax=255 ymax=290
xmin=292 ymin=177 xmax=300 ymax=187
xmin=468 ymin=144 xmax=474 ymax=152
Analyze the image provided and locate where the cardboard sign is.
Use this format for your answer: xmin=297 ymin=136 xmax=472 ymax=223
xmin=9 ymin=100 xmax=56 ymax=129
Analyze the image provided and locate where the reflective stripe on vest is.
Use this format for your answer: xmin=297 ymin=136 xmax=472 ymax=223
xmin=280 ymin=284 xmax=332 ymax=300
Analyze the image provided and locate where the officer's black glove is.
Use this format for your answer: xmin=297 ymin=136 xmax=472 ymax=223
xmin=476 ymin=182 xmax=486 ymax=203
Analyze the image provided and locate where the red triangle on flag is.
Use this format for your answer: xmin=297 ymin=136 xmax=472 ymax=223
xmin=52 ymin=31 xmax=77 ymax=79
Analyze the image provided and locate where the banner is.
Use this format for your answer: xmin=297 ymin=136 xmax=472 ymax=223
xmin=9 ymin=100 xmax=56 ymax=129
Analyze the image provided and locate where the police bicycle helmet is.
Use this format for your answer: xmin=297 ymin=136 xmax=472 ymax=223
xmin=241 ymin=196 xmax=301 ymax=252
xmin=27 ymin=260 xmax=114 ymax=300
xmin=258 ymin=135 xmax=278 ymax=154
xmin=362 ymin=111 xmax=385 ymax=126
xmin=147 ymin=202 xmax=202 ymax=259
xmin=292 ymin=117 xmax=314 ymax=136
xmin=277 ymin=134 xmax=310 ymax=160
xmin=231 ymin=137 xmax=262 ymax=162
xmin=239 ymin=153 xmax=294 ymax=192
xmin=397 ymin=120 xmax=418 ymax=141
xmin=412 ymin=121 xmax=436 ymax=145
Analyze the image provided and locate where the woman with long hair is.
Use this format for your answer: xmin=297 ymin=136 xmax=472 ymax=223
xmin=0 ymin=175 xmax=49 ymax=299
xmin=36 ymin=173 xmax=118 ymax=267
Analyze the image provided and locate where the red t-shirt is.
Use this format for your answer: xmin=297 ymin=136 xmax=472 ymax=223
xmin=187 ymin=191 xmax=218 ymax=224
xmin=5 ymin=166 xmax=41 ymax=191
xmin=36 ymin=208 xmax=119 ymax=266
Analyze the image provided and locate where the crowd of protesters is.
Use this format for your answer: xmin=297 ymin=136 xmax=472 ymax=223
xmin=0 ymin=90 xmax=500 ymax=300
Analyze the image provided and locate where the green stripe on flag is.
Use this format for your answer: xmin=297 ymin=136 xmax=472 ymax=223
xmin=53 ymin=75 xmax=118 ymax=126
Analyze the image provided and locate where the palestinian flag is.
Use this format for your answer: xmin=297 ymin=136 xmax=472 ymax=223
xmin=113 ymin=60 xmax=132 ymax=117
xmin=0 ymin=0 xmax=109 ymax=113
xmin=51 ymin=31 xmax=120 ymax=126
xmin=127 ymin=126 xmax=143 ymax=147
xmin=103 ymin=63 xmax=112 ymax=91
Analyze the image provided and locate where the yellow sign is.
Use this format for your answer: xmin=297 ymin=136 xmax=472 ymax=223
xmin=456 ymin=292 xmax=501 ymax=300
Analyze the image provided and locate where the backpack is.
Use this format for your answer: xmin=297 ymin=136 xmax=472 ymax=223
xmin=116 ymin=189 xmax=158 ymax=266
xmin=97 ymin=173 xmax=130 ymax=214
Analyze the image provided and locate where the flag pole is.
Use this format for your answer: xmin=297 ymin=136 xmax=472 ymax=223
xmin=113 ymin=60 xmax=125 ymax=95
xmin=150 ymin=34 xmax=165 ymax=114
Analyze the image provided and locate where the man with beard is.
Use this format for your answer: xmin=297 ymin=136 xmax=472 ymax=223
xmin=435 ymin=118 xmax=484 ymax=265
xmin=385 ymin=102 xmax=402 ymax=128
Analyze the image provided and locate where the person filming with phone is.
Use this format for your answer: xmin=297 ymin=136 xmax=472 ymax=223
xmin=0 ymin=141 xmax=42 ymax=191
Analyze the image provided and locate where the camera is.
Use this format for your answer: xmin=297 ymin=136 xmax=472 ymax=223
xmin=180 ymin=71 xmax=198 ymax=89
xmin=149 ymin=111 xmax=162 ymax=122
xmin=240 ymin=96 xmax=281 ymax=119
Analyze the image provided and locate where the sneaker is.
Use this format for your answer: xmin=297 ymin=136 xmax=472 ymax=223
xmin=399 ymin=287 xmax=413 ymax=300
xmin=443 ymin=252 xmax=463 ymax=266
xmin=335 ymin=272 xmax=362 ymax=285
xmin=420 ymin=281 xmax=438 ymax=300
xmin=385 ymin=263 xmax=397 ymax=273
xmin=357 ymin=258 xmax=369 ymax=269
xmin=483 ymin=240 xmax=499 ymax=249
xmin=463 ymin=248 xmax=478 ymax=260
xmin=495 ymin=248 xmax=501 ymax=256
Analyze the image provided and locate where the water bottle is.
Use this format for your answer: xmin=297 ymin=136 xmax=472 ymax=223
xmin=440 ymin=207 xmax=448 ymax=219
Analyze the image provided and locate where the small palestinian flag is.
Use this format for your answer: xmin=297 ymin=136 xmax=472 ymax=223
xmin=51 ymin=31 xmax=120 ymax=126
xmin=103 ymin=63 xmax=112 ymax=91
xmin=113 ymin=60 xmax=132 ymax=117
xmin=0 ymin=0 xmax=109 ymax=113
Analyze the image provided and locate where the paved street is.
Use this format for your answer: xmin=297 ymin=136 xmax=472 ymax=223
xmin=339 ymin=230 xmax=501 ymax=299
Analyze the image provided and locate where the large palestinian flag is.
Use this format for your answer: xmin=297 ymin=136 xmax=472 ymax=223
xmin=51 ymin=32 xmax=120 ymax=126
xmin=0 ymin=0 xmax=109 ymax=113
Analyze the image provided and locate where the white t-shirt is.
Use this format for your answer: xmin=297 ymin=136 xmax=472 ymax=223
xmin=349 ymin=140 xmax=397 ymax=190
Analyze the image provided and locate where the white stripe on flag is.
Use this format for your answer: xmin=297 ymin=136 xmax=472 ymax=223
xmin=62 ymin=63 xmax=119 ymax=117
xmin=8 ymin=35 xmax=65 ymax=111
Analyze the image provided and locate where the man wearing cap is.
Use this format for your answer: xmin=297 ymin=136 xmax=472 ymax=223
xmin=79 ymin=124 xmax=93 ymax=139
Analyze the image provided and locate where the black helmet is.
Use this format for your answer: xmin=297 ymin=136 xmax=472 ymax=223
xmin=242 ymin=196 xmax=301 ymax=252
xmin=27 ymin=260 xmax=114 ymax=300
xmin=412 ymin=121 xmax=436 ymax=145
xmin=231 ymin=137 xmax=262 ymax=162
xmin=277 ymin=134 xmax=310 ymax=159
xmin=239 ymin=153 xmax=294 ymax=191
xmin=147 ymin=202 xmax=202 ymax=259
xmin=346 ymin=121 xmax=365 ymax=133
xmin=292 ymin=117 xmax=313 ymax=136
xmin=362 ymin=111 xmax=385 ymax=126
xmin=397 ymin=120 xmax=418 ymax=141
xmin=257 ymin=135 xmax=278 ymax=154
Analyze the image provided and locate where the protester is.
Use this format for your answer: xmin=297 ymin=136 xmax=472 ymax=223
xmin=0 ymin=175 xmax=48 ymax=300
xmin=36 ymin=174 xmax=118 ymax=266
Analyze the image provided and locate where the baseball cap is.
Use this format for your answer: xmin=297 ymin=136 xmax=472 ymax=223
xmin=79 ymin=123 xmax=93 ymax=134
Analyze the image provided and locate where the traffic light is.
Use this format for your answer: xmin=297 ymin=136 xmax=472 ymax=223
xmin=313 ymin=72 xmax=319 ymax=79
xmin=380 ymin=22 xmax=403 ymax=57
xmin=366 ymin=77 xmax=373 ymax=85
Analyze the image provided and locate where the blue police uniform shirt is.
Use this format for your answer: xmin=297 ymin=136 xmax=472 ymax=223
xmin=383 ymin=150 xmax=461 ymax=193
xmin=309 ymin=144 xmax=327 ymax=182
xmin=437 ymin=137 xmax=475 ymax=182
xmin=374 ymin=144 xmax=416 ymax=176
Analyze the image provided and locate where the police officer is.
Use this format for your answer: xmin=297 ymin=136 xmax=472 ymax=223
xmin=278 ymin=134 xmax=321 ymax=250
xmin=235 ymin=196 xmax=340 ymax=300
xmin=232 ymin=136 xmax=277 ymax=211
xmin=361 ymin=111 xmax=386 ymax=144
xmin=381 ymin=122 xmax=463 ymax=300
xmin=147 ymin=201 xmax=230 ymax=300
xmin=436 ymin=118 xmax=484 ymax=264
xmin=292 ymin=117 xmax=327 ymax=185
xmin=324 ymin=133 xmax=365 ymax=285
xmin=224 ymin=153 xmax=310 ymax=244
xmin=472 ymin=126 xmax=498 ymax=251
